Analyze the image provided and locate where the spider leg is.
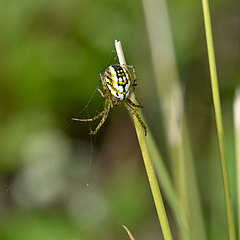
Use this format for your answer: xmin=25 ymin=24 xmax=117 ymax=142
xmin=123 ymin=64 xmax=137 ymax=87
xmin=126 ymin=98 xmax=143 ymax=108
xmin=98 ymin=87 xmax=105 ymax=98
xmin=72 ymin=110 xmax=105 ymax=122
xmin=90 ymin=101 xmax=111 ymax=135
xmin=124 ymin=102 xmax=147 ymax=136
xmin=100 ymin=71 xmax=108 ymax=91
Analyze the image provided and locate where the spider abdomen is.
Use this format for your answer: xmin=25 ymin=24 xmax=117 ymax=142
xmin=104 ymin=64 xmax=131 ymax=100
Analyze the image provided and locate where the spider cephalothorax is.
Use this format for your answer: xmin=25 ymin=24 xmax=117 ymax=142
xmin=72 ymin=64 xmax=146 ymax=135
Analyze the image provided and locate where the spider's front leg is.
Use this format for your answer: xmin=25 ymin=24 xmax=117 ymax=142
xmin=98 ymin=87 xmax=105 ymax=98
xmin=99 ymin=72 xmax=108 ymax=92
xmin=90 ymin=100 xmax=111 ymax=135
xmin=123 ymin=64 xmax=137 ymax=87
xmin=72 ymin=110 xmax=105 ymax=122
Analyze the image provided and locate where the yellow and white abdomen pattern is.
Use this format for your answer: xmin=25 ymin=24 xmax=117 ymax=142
xmin=104 ymin=64 xmax=131 ymax=101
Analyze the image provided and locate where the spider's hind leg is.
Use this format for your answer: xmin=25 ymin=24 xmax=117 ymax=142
xmin=123 ymin=64 xmax=137 ymax=87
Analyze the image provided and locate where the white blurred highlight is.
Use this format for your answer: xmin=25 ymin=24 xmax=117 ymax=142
xmin=234 ymin=87 xmax=240 ymax=236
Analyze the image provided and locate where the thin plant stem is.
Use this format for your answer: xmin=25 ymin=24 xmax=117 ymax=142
xmin=115 ymin=40 xmax=173 ymax=240
xmin=233 ymin=88 xmax=240 ymax=238
xmin=201 ymin=0 xmax=236 ymax=239
xmin=122 ymin=225 xmax=135 ymax=240
xmin=146 ymin=127 xmax=192 ymax=240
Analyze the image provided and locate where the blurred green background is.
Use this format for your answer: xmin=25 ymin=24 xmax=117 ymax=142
xmin=0 ymin=0 xmax=239 ymax=239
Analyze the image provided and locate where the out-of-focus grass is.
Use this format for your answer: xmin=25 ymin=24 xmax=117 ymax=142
xmin=142 ymin=0 xmax=206 ymax=239
xmin=0 ymin=0 xmax=239 ymax=239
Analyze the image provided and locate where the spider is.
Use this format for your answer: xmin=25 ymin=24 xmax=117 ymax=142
xmin=72 ymin=64 xmax=146 ymax=135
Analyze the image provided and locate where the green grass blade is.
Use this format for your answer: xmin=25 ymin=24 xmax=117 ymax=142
xmin=115 ymin=40 xmax=173 ymax=240
xmin=201 ymin=1 xmax=236 ymax=239
xmin=146 ymin=127 xmax=192 ymax=240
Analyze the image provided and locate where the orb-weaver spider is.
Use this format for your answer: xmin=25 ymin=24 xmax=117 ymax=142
xmin=72 ymin=64 xmax=146 ymax=135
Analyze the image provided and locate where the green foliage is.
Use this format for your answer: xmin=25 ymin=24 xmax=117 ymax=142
xmin=0 ymin=0 xmax=239 ymax=239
